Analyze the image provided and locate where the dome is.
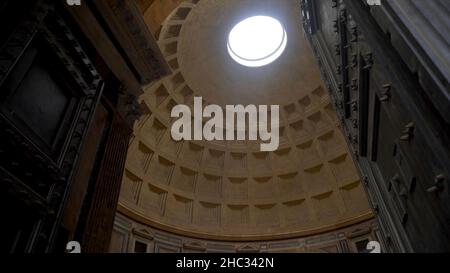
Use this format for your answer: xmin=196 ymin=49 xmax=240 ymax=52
xmin=119 ymin=0 xmax=372 ymax=242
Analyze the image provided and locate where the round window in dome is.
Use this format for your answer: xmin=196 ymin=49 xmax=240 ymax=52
xmin=227 ymin=16 xmax=287 ymax=67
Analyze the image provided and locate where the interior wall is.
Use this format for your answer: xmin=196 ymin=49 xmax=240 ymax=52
xmin=110 ymin=213 xmax=381 ymax=253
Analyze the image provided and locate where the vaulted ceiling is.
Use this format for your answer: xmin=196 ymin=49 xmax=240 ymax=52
xmin=119 ymin=0 xmax=372 ymax=241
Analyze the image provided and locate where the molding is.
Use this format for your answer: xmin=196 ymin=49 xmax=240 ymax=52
xmin=118 ymin=203 xmax=374 ymax=242
xmin=132 ymin=228 xmax=155 ymax=241
xmin=91 ymin=0 xmax=171 ymax=85
xmin=64 ymin=2 xmax=143 ymax=97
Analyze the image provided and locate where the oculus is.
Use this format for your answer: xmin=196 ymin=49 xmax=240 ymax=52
xmin=227 ymin=16 xmax=287 ymax=67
